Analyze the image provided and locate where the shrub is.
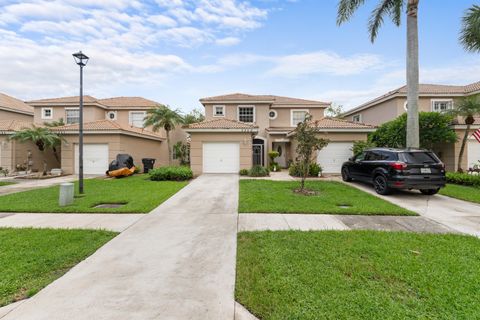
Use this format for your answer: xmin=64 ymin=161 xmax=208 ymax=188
xmin=149 ymin=166 xmax=193 ymax=181
xmin=289 ymin=162 xmax=321 ymax=177
xmin=309 ymin=163 xmax=322 ymax=176
xmin=239 ymin=169 xmax=249 ymax=176
xmin=446 ymin=172 xmax=480 ymax=187
xmin=352 ymin=140 xmax=376 ymax=156
xmin=249 ymin=165 xmax=269 ymax=177
xmin=133 ymin=165 xmax=141 ymax=174
xmin=269 ymin=162 xmax=281 ymax=172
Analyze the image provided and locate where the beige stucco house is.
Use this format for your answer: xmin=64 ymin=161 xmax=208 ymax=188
xmin=185 ymin=93 xmax=375 ymax=175
xmin=27 ymin=96 xmax=185 ymax=175
xmin=0 ymin=93 xmax=58 ymax=173
xmin=342 ymin=81 xmax=480 ymax=171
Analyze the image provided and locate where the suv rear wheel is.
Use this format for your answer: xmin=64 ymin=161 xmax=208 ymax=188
xmin=373 ymin=175 xmax=391 ymax=195
xmin=341 ymin=167 xmax=352 ymax=182
xmin=420 ymin=188 xmax=440 ymax=195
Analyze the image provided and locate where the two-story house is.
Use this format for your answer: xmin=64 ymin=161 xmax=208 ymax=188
xmin=185 ymin=93 xmax=375 ymax=175
xmin=0 ymin=92 xmax=58 ymax=173
xmin=27 ymin=96 xmax=185 ymax=175
xmin=342 ymin=81 xmax=480 ymax=171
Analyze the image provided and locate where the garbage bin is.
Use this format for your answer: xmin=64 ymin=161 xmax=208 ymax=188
xmin=142 ymin=158 xmax=156 ymax=173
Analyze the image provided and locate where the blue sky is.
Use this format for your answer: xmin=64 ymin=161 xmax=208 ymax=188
xmin=0 ymin=0 xmax=478 ymax=113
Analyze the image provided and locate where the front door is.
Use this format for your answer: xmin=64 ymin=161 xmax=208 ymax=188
xmin=272 ymin=142 xmax=286 ymax=167
xmin=252 ymin=138 xmax=265 ymax=166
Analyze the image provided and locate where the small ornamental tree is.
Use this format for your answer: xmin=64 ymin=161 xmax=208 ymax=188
xmin=369 ymin=112 xmax=457 ymax=150
xmin=293 ymin=114 xmax=329 ymax=193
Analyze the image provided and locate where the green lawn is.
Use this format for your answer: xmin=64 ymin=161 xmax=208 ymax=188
xmin=0 ymin=175 xmax=187 ymax=213
xmin=0 ymin=228 xmax=116 ymax=307
xmin=239 ymin=180 xmax=414 ymax=215
xmin=0 ymin=181 xmax=14 ymax=187
xmin=236 ymin=231 xmax=480 ymax=320
xmin=439 ymin=184 xmax=480 ymax=204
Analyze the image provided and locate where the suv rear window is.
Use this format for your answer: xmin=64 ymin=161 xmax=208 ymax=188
xmin=399 ymin=151 xmax=440 ymax=164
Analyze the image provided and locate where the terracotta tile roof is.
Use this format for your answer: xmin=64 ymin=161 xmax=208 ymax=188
xmin=98 ymin=97 xmax=159 ymax=108
xmin=50 ymin=120 xmax=165 ymax=140
xmin=344 ymin=80 xmax=480 ymax=116
xmin=313 ymin=117 xmax=376 ymax=129
xmin=0 ymin=119 xmax=34 ymax=132
xmin=200 ymin=93 xmax=329 ymax=105
xmin=0 ymin=93 xmax=33 ymax=115
xmin=184 ymin=118 xmax=259 ymax=130
xmin=27 ymin=95 xmax=98 ymax=104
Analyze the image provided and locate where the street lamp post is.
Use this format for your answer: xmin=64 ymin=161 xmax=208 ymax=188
xmin=72 ymin=51 xmax=89 ymax=194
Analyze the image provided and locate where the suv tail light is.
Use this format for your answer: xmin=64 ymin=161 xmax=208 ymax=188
xmin=389 ymin=162 xmax=407 ymax=170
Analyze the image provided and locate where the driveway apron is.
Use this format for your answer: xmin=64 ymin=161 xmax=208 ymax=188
xmin=2 ymin=174 xmax=238 ymax=320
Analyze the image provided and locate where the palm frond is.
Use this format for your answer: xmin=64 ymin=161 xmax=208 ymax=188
xmin=337 ymin=0 xmax=366 ymax=25
xmin=368 ymin=0 xmax=403 ymax=42
xmin=448 ymin=95 xmax=480 ymax=118
xmin=144 ymin=104 xmax=184 ymax=133
xmin=460 ymin=5 xmax=480 ymax=53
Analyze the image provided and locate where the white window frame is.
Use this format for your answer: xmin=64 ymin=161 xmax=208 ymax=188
xmin=129 ymin=111 xmax=147 ymax=128
xmin=237 ymin=105 xmax=255 ymax=123
xmin=431 ymin=99 xmax=453 ymax=113
xmin=41 ymin=107 xmax=53 ymax=120
xmin=352 ymin=114 xmax=362 ymax=123
xmin=65 ymin=107 xmax=80 ymax=125
xmin=106 ymin=111 xmax=117 ymax=121
xmin=268 ymin=109 xmax=278 ymax=120
xmin=290 ymin=109 xmax=309 ymax=127
xmin=213 ymin=105 xmax=225 ymax=117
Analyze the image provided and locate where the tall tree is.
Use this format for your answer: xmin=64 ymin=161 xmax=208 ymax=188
xmin=9 ymin=126 xmax=63 ymax=174
xmin=337 ymin=0 xmax=420 ymax=148
xmin=183 ymin=108 xmax=205 ymax=125
xmin=294 ymin=114 xmax=329 ymax=193
xmin=448 ymin=96 xmax=480 ymax=172
xmin=460 ymin=5 xmax=480 ymax=53
xmin=144 ymin=105 xmax=184 ymax=165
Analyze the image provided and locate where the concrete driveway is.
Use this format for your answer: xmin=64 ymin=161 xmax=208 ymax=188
xmin=2 ymin=174 xmax=238 ymax=320
xmin=345 ymin=180 xmax=480 ymax=237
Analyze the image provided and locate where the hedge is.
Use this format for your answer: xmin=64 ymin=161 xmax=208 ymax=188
xmin=446 ymin=172 xmax=480 ymax=187
xmin=149 ymin=166 xmax=193 ymax=181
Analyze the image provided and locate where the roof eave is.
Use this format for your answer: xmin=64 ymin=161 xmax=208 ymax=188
xmin=286 ymin=127 xmax=376 ymax=137
xmin=52 ymin=129 xmax=165 ymax=141
xmin=184 ymin=128 xmax=259 ymax=133
xmin=0 ymin=106 xmax=34 ymax=116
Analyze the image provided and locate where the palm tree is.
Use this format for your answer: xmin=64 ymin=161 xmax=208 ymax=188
xmin=460 ymin=5 xmax=480 ymax=52
xmin=43 ymin=118 xmax=65 ymax=127
xmin=337 ymin=0 xmax=420 ymax=148
xmin=9 ymin=126 xmax=63 ymax=174
xmin=183 ymin=108 xmax=205 ymax=125
xmin=448 ymin=96 xmax=480 ymax=172
xmin=144 ymin=105 xmax=184 ymax=165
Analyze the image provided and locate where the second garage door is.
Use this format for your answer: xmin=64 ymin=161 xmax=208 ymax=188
xmin=74 ymin=144 xmax=109 ymax=175
xmin=468 ymin=139 xmax=480 ymax=168
xmin=317 ymin=142 xmax=354 ymax=174
xmin=203 ymin=142 xmax=239 ymax=173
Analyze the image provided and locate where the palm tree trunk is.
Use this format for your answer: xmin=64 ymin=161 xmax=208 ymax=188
xmin=457 ymin=124 xmax=470 ymax=172
xmin=406 ymin=0 xmax=420 ymax=149
xmin=167 ymin=130 xmax=172 ymax=166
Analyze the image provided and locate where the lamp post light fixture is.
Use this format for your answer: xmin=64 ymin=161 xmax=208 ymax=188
xmin=72 ymin=51 xmax=89 ymax=194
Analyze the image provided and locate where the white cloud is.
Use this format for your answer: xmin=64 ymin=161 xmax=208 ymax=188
xmin=215 ymin=37 xmax=241 ymax=46
xmin=268 ymin=51 xmax=384 ymax=77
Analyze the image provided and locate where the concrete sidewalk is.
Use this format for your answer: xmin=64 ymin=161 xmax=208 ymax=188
xmin=2 ymin=174 xmax=238 ymax=320
xmin=343 ymin=180 xmax=480 ymax=237
xmin=238 ymin=213 xmax=453 ymax=233
xmin=0 ymin=175 xmax=77 ymax=196
xmin=0 ymin=213 xmax=143 ymax=232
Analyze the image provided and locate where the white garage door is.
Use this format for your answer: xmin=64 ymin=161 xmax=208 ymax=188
xmin=468 ymin=139 xmax=480 ymax=168
xmin=74 ymin=144 xmax=109 ymax=175
xmin=317 ymin=142 xmax=354 ymax=174
xmin=203 ymin=142 xmax=240 ymax=173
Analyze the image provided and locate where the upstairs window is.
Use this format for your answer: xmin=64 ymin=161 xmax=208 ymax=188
xmin=352 ymin=114 xmax=362 ymax=123
xmin=291 ymin=110 xmax=308 ymax=127
xmin=238 ymin=106 xmax=254 ymax=123
xmin=41 ymin=108 xmax=53 ymax=120
xmin=431 ymin=100 xmax=453 ymax=112
xmin=129 ymin=111 xmax=147 ymax=128
xmin=213 ymin=105 xmax=225 ymax=117
xmin=65 ymin=108 xmax=80 ymax=124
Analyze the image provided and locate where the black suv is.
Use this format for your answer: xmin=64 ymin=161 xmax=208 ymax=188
xmin=341 ymin=148 xmax=446 ymax=195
